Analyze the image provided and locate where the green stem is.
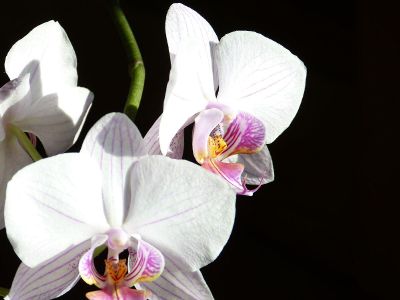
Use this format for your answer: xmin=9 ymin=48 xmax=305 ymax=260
xmin=107 ymin=0 xmax=145 ymax=121
xmin=0 ymin=287 xmax=9 ymax=297
xmin=9 ymin=125 xmax=42 ymax=161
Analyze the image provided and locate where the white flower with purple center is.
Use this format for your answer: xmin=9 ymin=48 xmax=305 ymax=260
xmin=4 ymin=113 xmax=235 ymax=299
xmin=159 ymin=4 xmax=307 ymax=195
xmin=0 ymin=20 xmax=93 ymax=228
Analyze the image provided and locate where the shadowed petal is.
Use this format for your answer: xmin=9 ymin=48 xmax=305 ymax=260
xmin=0 ymin=136 xmax=32 ymax=229
xmin=123 ymin=156 xmax=235 ymax=271
xmin=166 ymin=3 xmax=219 ymax=90
xmin=159 ymin=40 xmax=215 ymax=155
xmin=5 ymin=21 xmax=77 ymax=99
xmin=81 ymin=113 xmax=143 ymax=227
xmin=142 ymin=115 xmax=184 ymax=159
xmin=13 ymin=87 xmax=93 ymax=156
xmin=215 ymin=31 xmax=306 ymax=143
xmin=5 ymin=153 xmax=109 ymax=267
xmin=5 ymin=240 xmax=91 ymax=300
xmin=226 ymin=146 xmax=274 ymax=185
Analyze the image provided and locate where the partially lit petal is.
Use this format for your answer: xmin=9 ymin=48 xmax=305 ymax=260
xmin=5 ymin=153 xmax=109 ymax=267
xmin=215 ymin=31 xmax=306 ymax=143
xmin=13 ymin=87 xmax=93 ymax=156
xmin=81 ymin=113 xmax=143 ymax=227
xmin=166 ymin=3 xmax=219 ymax=90
xmin=0 ymin=136 xmax=31 ymax=229
xmin=160 ymin=40 xmax=215 ymax=155
xmin=6 ymin=240 xmax=91 ymax=300
xmin=226 ymin=146 xmax=274 ymax=185
xmin=5 ymin=21 xmax=77 ymax=99
xmin=123 ymin=156 xmax=235 ymax=271
xmin=142 ymin=115 xmax=184 ymax=159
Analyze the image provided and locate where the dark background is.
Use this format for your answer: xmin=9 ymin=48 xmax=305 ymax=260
xmin=1 ymin=0 xmax=399 ymax=299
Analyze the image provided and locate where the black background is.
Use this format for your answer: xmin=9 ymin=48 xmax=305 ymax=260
xmin=1 ymin=0 xmax=399 ymax=299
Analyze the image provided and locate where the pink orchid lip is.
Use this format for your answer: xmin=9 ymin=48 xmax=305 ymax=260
xmin=202 ymin=159 xmax=262 ymax=196
xmin=194 ymin=108 xmax=267 ymax=195
xmin=79 ymin=232 xmax=165 ymax=300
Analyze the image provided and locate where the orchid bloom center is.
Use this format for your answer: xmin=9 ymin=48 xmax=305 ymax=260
xmin=105 ymin=258 xmax=128 ymax=286
xmin=207 ymin=126 xmax=227 ymax=159
xmin=107 ymin=228 xmax=130 ymax=253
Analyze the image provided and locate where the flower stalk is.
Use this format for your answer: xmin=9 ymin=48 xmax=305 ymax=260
xmin=107 ymin=0 xmax=145 ymax=121
xmin=9 ymin=125 xmax=42 ymax=161
xmin=0 ymin=287 xmax=9 ymax=297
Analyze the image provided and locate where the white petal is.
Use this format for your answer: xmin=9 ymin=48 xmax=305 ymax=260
xmin=5 ymin=21 xmax=78 ymax=99
xmin=142 ymin=115 xmax=184 ymax=159
xmin=160 ymin=40 xmax=215 ymax=155
xmin=141 ymin=249 xmax=213 ymax=300
xmin=215 ymin=31 xmax=306 ymax=143
xmin=0 ymin=75 xmax=32 ymax=126
xmin=0 ymin=136 xmax=32 ymax=229
xmin=5 ymin=153 xmax=109 ymax=267
xmin=6 ymin=240 xmax=91 ymax=300
xmin=166 ymin=3 xmax=219 ymax=90
xmin=123 ymin=156 xmax=236 ymax=271
xmin=226 ymin=146 xmax=274 ymax=185
xmin=13 ymin=87 xmax=93 ymax=156
xmin=80 ymin=113 xmax=143 ymax=227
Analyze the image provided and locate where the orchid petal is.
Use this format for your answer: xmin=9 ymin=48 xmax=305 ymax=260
xmin=79 ymin=235 xmax=108 ymax=288
xmin=166 ymin=3 xmax=219 ymax=90
xmin=0 ymin=136 xmax=32 ymax=229
xmin=159 ymin=40 xmax=215 ymax=155
xmin=12 ymin=87 xmax=93 ymax=156
xmin=192 ymin=108 xmax=224 ymax=163
xmin=215 ymin=31 xmax=306 ymax=143
xmin=125 ymin=239 xmax=164 ymax=286
xmin=0 ymin=75 xmax=32 ymax=126
xmin=81 ymin=113 xmax=143 ymax=227
xmin=86 ymin=287 xmax=146 ymax=300
xmin=141 ymin=249 xmax=213 ymax=300
xmin=202 ymin=159 xmax=257 ymax=196
xmin=221 ymin=110 xmax=266 ymax=158
xmin=5 ymin=21 xmax=77 ymax=99
xmin=142 ymin=115 xmax=184 ymax=159
xmin=123 ymin=156 xmax=236 ymax=271
xmin=6 ymin=239 xmax=91 ymax=300
xmin=5 ymin=153 xmax=109 ymax=267
xmin=226 ymin=146 xmax=274 ymax=185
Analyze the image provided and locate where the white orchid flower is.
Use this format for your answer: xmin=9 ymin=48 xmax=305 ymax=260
xmin=159 ymin=3 xmax=306 ymax=195
xmin=4 ymin=113 xmax=235 ymax=299
xmin=0 ymin=20 xmax=93 ymax=228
